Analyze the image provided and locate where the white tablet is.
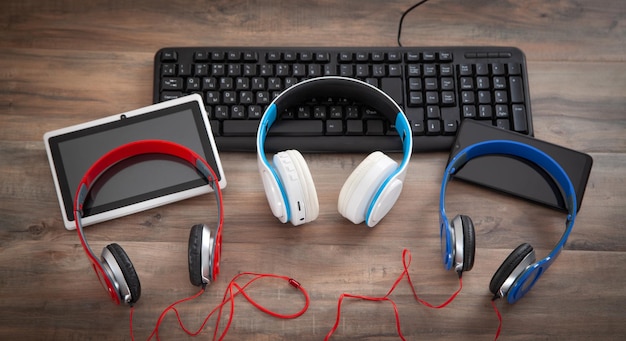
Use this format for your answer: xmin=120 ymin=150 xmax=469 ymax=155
xmin=44 ymin=94 xmax=227 ymax=230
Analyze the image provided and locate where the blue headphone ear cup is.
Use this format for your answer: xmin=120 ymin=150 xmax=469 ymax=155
xmin=188 ymin=224 xmax=205 ymax=287
xmin=103 ymin=243 xmax=141 ymax=305
xmin=489 ymin=243 xmax=535 ymax=297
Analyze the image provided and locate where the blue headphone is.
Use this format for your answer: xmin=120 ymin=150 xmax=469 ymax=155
xmin=256 ymin=76 xmax=413 ymax=227
xmin=439 ymin=140 xmax=577 ymax=303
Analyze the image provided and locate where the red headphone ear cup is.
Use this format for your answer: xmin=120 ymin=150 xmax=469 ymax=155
xmin=104 ymin=243 xmax=141 ymax=305
xmin=188 ymin=224 xmax=205 ymax=287
xmin=489 ymin=243 xmax=534 ymax=296
xmin=460 ymin=215 xmax=476 ymax=272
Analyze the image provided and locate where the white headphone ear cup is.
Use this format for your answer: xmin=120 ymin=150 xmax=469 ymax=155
xmin=273 ymin=150 xmax=319 ymax=225
xmin=338 ymin=151 xmax=397 ymax=224
xmin=287 ymin=150 xmax=319 ymax=222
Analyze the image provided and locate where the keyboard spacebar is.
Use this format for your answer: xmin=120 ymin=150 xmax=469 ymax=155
xmin=222 ymin=120 xmax=323 ymax=136
xmin=271 ymin=120 xmax=323 ymax=135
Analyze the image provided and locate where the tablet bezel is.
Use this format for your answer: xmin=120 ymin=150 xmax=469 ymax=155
xmin=44 ymin=94 xmax=227 ymax=230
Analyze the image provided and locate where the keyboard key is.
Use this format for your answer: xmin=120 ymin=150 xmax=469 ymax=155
xmin=496 ymin=119 xmax=510 ymax=130
xmin=459 ymin=64 xmax=472 ymax=76
xmin=326 ymin=120 xmax=343 ymax=135
xmin=243 ymin=52 xmax=258 ymax=62
xmin=211 ymin=52 xmax=225 ymax=61
xmin=346 ymin=120 xmax=364 ymax=135
xmin=381 ymin=78 xmax=403 ymax=105
xmin=409 ymin=78 xmax=422 ymax=91
xmin=495 ymin=104 xmax=509 ymax=118
xmin=388 ymin=52 xmax=401 ymax=62
xmin=463 ymin=105 xmax=477 ymax=118
xmin=178 ymin=64 xmax=192 ymax=76
xmin=299 ymin=52 xmax=313 ymax=62
xmin=406 ymin=52 xmax=420 ymax=61
xmin=427 ymin=106 xmax=440 ymax=119
xmin=512 ymin=104 xmax=528 ymax=133
xmin=339 ymin=52 xmax=352 ymax=62
xmin=443 ymin=120 xmax=458 ymax=135
xmin=388 ymin=64 xmax=402 ymax=76
xmin=479 ymin=105 xmax=492 ymax=119
xmin=492 ymin=63 xmax=505 ymax=75
xmin=441 ymin=78 xmax=454 ymax=91
xmin=439 ymin=52 xmax=453 ymax=61
xmin=366 ymin=120 xmax=384 ymax=135
xmin=507 ymin=63 xmax=521 ymax=75
xmin=460 ymin=77 xmax=473 ymax=90
xmin=186 ymin=78 xmax=200 ymax=91
xmin=316 ymin=52 xmax=330 ymax=62
xmin=161 ymin=50 xmax=177 ymax=62
xmin=161 ymin=64 xmax=176 ymax=76
xmin=426 ymin=120 xmax=441 ymax=135
xmin=283 ymin=52 xmax=296 ymax=61
xmin=509 ymin=76 xmax=524 ymax=103
xmin=248 ymin=105 xmax=263 ymax=119
xmin=214 ymin=105 xmax=229 ymax=120
xmin=411 ymin=121 xmax=425 ymax=135
xmin=227 ymin=52 xmax=241 ymax=61
xmin=493 ymin=77 xmax=507 ymax=89
xmin=162 ymin=77 xmax=183 ymax=90
xmin=441 ymin=91 xmax=455 ymax=105
xmin=160 ymin=91 xmax=182 ymax=101
xmin=231 ymin=105 xmax=246 ymax=119
xmin=409 ymin=92 xmax=423 ymax=106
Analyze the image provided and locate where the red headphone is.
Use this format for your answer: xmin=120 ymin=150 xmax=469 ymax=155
xmin=73 ymin=139 xmax=224 ymax=306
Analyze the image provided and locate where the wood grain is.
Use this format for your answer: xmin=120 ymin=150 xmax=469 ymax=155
xmin=1 ymin=0 xmax=625 ymax=340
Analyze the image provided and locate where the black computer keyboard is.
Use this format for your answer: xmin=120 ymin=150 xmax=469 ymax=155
xmin=153 ymin=46 xmax=533 ymax=153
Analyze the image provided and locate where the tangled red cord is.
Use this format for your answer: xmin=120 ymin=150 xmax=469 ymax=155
xmin=324 ymin=248 xmax=501 ymax=340
xmin=129 ymin=272 xmax=310 ymax=341
xmin=129 ymin=250 xmax=502 ymax=340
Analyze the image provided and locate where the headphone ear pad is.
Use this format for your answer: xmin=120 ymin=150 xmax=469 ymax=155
xmin=460 ymin=215 xmax=476 ymax=272
xmin=273 ymin=150 xmax=319 ymax=225
xmin=188 ymin=224 xmax=205 ymax=287
xmin=104 ymin=243 xmax=141 ymax=305
xmin=338 ymin=151 xmax=397 ymax=224
xmin=489 ymin=243 xmax=534 ymax=296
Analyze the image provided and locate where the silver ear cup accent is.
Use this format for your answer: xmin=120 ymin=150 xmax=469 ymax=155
xmin=201 ymin=225 xmax=216 ymax=284
xmin=452 ymin=215 xmax=465 ymax=272
xmin=101 ymin=247 xmax=131 ymax=304
xmin=497 ymin=250 xmax=536 ymax=298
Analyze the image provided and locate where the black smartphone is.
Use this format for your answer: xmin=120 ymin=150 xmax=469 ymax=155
xmin=448 ymin=120 xmax=593 ymax=212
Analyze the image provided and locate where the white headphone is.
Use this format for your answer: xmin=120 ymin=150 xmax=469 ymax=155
xmin=256 ymin=76 xmax=413 ymax=227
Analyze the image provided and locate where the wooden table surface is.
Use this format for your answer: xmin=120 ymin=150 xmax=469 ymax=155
xmin=1 ymin=0 xmax=625 ymax=340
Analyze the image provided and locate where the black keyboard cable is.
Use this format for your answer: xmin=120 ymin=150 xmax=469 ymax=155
xmin=397 ymin=0 xmax=431 ymax=47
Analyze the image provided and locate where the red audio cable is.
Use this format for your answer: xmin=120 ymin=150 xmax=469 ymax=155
xmin=130 ymin=272 xmax=309 ymax=341
xmin=491 ymin=298 xmax=503 ymax=340
xmin=324 ymin=248 xmax=463 ymax=340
